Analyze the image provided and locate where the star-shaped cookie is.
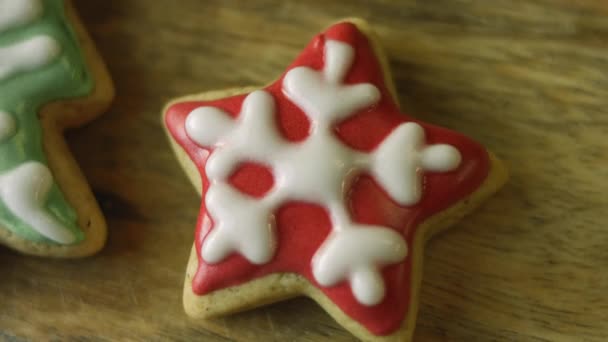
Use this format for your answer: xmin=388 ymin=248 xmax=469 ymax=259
xmin=0 ymin=0 xmax=113 ymax=257
xmin=164 ymin=19 xmax=507 ymax=341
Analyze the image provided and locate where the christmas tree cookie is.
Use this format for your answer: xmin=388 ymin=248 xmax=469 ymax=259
xmin=0 ymin=0 xmax=113 ymax=257
xmin=163 ymin=19 xmax=507 ymax=341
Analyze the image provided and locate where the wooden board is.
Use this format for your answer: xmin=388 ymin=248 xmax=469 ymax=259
xmin=2 ymin=0 xmax=607 ymax=340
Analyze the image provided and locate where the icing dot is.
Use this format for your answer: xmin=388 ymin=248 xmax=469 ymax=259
xmin=186 ymin=106 xmax=234 ymax=147
xmin=0 ymin=161 xmax=76 ymax=244
xmin=0 ymin=0 xmax=43 ymax=33
xmin=0 ymin=111 xmax=16 ymax=141
xmin=421 ymin=144 xmax=462 ymax=172
xmin=0 ymin=35 xmax=61 ymax=81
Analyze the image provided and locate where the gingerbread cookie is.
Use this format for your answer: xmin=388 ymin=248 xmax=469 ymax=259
xmin=163 ymin=19 xmax=507 ymax=341
xmin=0 ymin=0 xmax=113 ymax=257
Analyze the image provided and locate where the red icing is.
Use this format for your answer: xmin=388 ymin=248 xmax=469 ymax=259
xmin=228 ymin=162 xmax=274 ymax=198
xmin=165 ymin=22 xmax=490 ymax=335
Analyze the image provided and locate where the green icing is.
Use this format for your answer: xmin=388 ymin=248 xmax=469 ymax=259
xmin=0 ymin=0 xmax=94 ymax=244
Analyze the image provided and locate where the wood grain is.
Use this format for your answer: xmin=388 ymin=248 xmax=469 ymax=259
xmin=2 ymin=0 xmax=607 ymax=341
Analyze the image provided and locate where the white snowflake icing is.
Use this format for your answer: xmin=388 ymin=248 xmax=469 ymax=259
xmin=185 ymin=40 xmax=462 ymax=306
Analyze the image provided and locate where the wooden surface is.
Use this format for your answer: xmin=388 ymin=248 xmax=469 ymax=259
xmin=2 ymin=0 xmax=608 ymax=341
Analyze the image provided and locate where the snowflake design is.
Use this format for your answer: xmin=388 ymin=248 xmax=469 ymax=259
xmin=185 ymin=40 xmax=462 ymax=305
